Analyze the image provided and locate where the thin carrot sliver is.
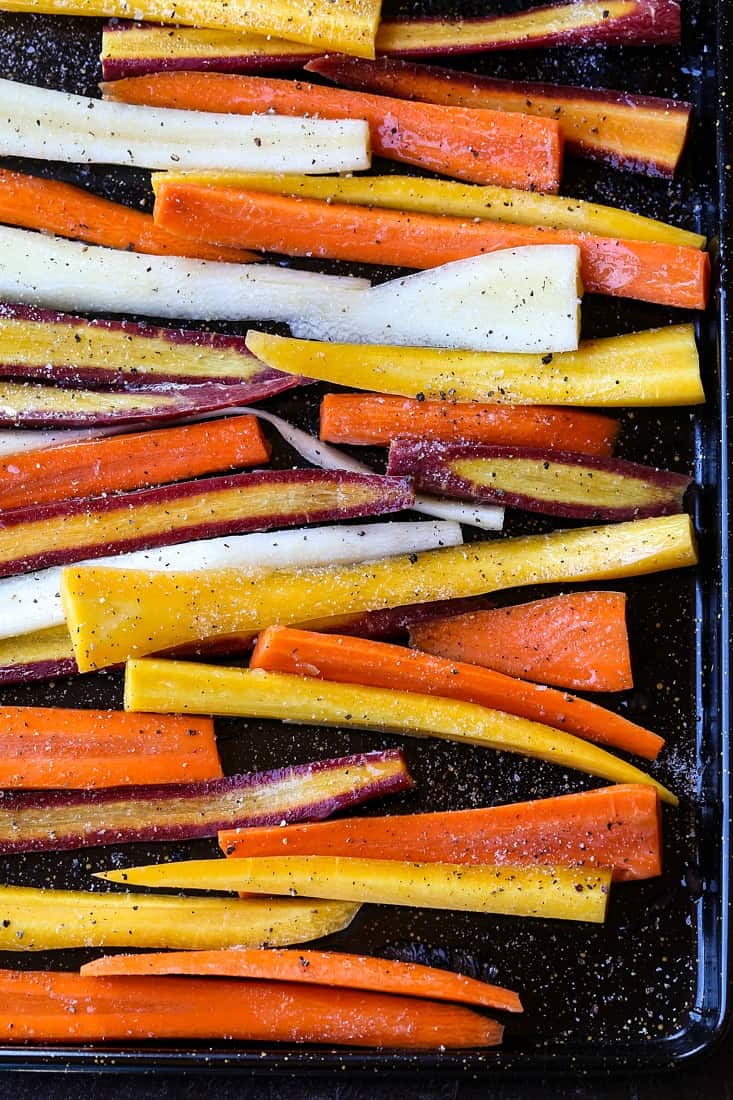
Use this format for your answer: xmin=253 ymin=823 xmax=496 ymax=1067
xmin=248 ymin=626 xmax=662 ymax=759
xmin=320 ymin=393 xmax=619 ymax=456
xmin=0 ymin=416 xmax=270 ymax=512
xmin=0 ymin=168 xmax=258 ymax=263
xmin=80 ymin=947 xmax=522 ymax=1013
xmin=410 ymin=592 xmax=633 ymax=692
xmin=153 ymin=183 xmax=710 ymax=309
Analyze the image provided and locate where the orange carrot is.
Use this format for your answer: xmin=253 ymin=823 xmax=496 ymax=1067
xmin=320 ymin=393 xmax=620 ymax=457
xmin=219 ymin=783 xmax=662 ymax=883
xmin=0 ymin=416 xmax=270 ymax=512
xmin=0 ymin=969 xmax=503 ymax=1048
xmin=103 ymin=71 xmax=563 ymax=191
xmin=80 ymin=947 xmax=522 ymax=1013
xmin=0 ymin=168 xmax=258 ymax=263
xmin=410 ymin=592 xmax=633 ymax=692
xmin=248 ymin=626 xmax=662 ymax=759
xmin=153 ymin=183 xmax=710 ymax=309
xmin=0 ymin=706 xmax=221 ymax=788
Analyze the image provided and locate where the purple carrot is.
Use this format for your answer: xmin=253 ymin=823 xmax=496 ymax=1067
xmin=0 ymin=750 xmax=413 ymax=853
xmin=387 ymin=440 xmax=691 ymax=522
xmin=0 ymin=470 xmax=414 ymax=577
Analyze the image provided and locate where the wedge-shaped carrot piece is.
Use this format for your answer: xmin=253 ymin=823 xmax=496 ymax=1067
xmin=168 ymin=170 xmax=703 ymax=248
xmin=320 ymin=394 xmax=620 ymax=457
xmin=0 ymin=706 xmax=219 ymax=788
xmin=60 ymin=515 xmax=698 ymax=672
xmin=0 ymin=417 xmax=270 ymax=512
xmin=99 ymin=855 xmax=612 ymax=923
xmin=0 ymin=969 xmax=503 ymax=1048
xmin=247 ymin=326 xmax=704 ymax=407
xmin=0 ymin=885 xmax=360 ymax=951
xmin=248 ymin=626 xmax=662 ymax=759
xmin=307 ymin=57 xmax=692 ymax=180
xmin=409 ymin=593 xmax=634 ymax=694
xmin=122 ymin=660 xmax=678 ymax=803
xmin=105 ymin=72 xmax=563 ymax=192
xmin=0 ymin=168 xmax=257 ymax=263
xmin=220 ymin=784 xmax=662 ymax=882
xmin=154 ymin=183 xmax=709 ymax=310
xmin=387 ymin=440 xmax=692 ymax=521
xmin=80 ymin=948 xmax=522 ymax=1013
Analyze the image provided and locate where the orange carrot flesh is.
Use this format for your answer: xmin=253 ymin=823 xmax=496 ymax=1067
xmin=0 ymin=416 xmax=270 ymax=512
xmin=248 ymin=626 xmax=662 ymax=760
xmin=103 ymin=71 xmax=563 ymax=191
xmin=220 ymin=783 xmax=662 ymax=883
xmin=80 ymin=947 xmax=522 ymax=1013
xmin=410 ymin=592 xmax=633 ymax=693
xmin=0 ymin=970 xmax=503 ymax=1048
xmin=320 ymin=393 xmax=620 ymax=457
xmin=0 ymin=168 xmax=258 ymax=263
xmin=0 ymin=706 xmax=221 ymax=788
xmin=152 ymin=183 xmax=710 ymax=310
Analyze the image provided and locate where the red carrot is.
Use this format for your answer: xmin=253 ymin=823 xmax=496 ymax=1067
xmin=320 ymin=394 xmax=620 ymax=457
xmin=248 ymin=626 xmax=663 ymax=759
xmin=409 ymin=592 xmax=633 ymax=692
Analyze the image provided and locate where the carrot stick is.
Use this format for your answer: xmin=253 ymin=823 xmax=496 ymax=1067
xmin=80 ymin=947 xmax=522 ymax=1013
xmin=0 ymin=705 xmax=221 ymax=788
xmin=103 ymin=71 xmax=563 ymax=192
xmin=320 ymin=394 xmax=620 ymax=457
xmin=248 ymin=626 xmax=662 ymax=759
xmin=409 ymin=592 xmax=633 ymax=692
xmin=0 ymin=416 xmax=270 ymax=512
xmin=153 ymin=183 xmax=710 ymax=310
xmin=0 ymin=168 xmax=258 ymax=263
xmin=0 ymin=969 xmax=503 ymax=1048
xmin=220 ymin=783 xmax=662 ymax=882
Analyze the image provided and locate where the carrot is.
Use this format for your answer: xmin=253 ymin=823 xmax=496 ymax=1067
xmin=0 ymin=416 xmax=270 ymax=512
xmin=0 ymin=969 xmax=503 ymax=1048
xmin=0 ymin=706 xmax=222 ymax=788
xmin=320 ymin=394 xmax=620 ymax=457
xmin=409 ymin=592 xmax=633 ymax=692
xmin=248 ymin=626 xmax=662 ymax=759
xmin=103 ymin=71 xmax=563 ymax=192
xmin=153 ymin=183 xmax=710 ymax=310
xmin=219 ymin=783 xmax=662 ymax=882
xmin=80 ymin=947 xmax=522 ymax=1013
xmin=0 ymin=168 xmax=258 ymax=263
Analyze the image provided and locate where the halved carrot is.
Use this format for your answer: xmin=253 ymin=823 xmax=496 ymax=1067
xmin=410 ymin=592 xmax=633 ymax=692
xmin=0 ymin=706 xmax=221 ymax=788
xmin=248 ymin=626 xmax=661 ymax=759
xmin=152 ymin=183 xmax=709 ymax=310
xmin=219 ymin=783 xmax=662 ymax=882
xmin=80 ymin=947 xmax=522 ymax=1013
xmin=0 ymin=168 xmax=258 ymax=263
xmin=320 ymin=394 xmax=620 ymax=457
xmin=0 ymin=969 xmax=503 ymax=1048
xmin=0 ymin=416 xmax=270 ymax=512
xmin=103 ymin=71 xmax=563 ymax=192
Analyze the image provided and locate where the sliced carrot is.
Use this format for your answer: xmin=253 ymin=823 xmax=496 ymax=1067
xmin=0 ymin=168 xmax=258 ymax=263
xmin=103 ymin=71 xmax=563 ymax=191
xmin=0 ymin=706 xmax=221 ymax=788
xmin=248 ymin=626 xmax=661 ymax=759
xmin=80 ymin=947 xmax=522 ymax=1013
xmin=0 ymin=969 xmax=503 ymax=1048
xmin=153 ymin=183 xmax=710 ymax=310
xmin=320 ymin=393 xmax=620 ymax=457
xmin=410 ymin=592 xmax=633 ymax=692
xmin=219 ymin=783 xmax=662 ymax=882
xmin=0 ymin=416 xmax=270 ymax=512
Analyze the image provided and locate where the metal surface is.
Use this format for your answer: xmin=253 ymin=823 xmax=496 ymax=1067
xmin=0 ymin=0 xmax=728 ymax=1076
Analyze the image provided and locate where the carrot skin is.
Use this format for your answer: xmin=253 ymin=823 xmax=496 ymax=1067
xmin=248 ymin=626 xmax=663 ymax=759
